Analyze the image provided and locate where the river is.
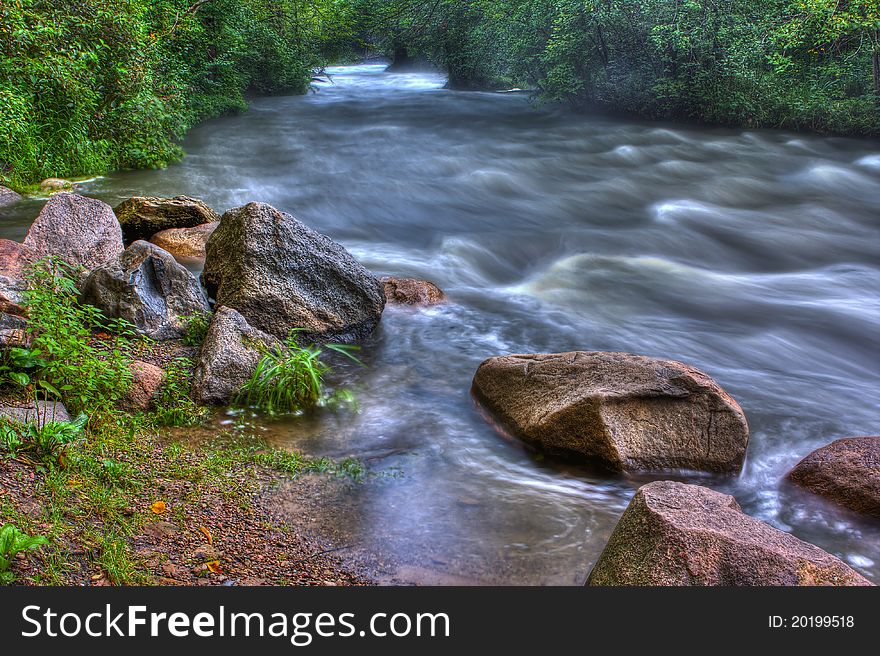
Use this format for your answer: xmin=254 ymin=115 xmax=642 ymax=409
xmin=2 ymin=63 xmax=879 ymax=584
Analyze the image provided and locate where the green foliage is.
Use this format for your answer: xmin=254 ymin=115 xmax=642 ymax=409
xmin=0 ymin=346 xmax=47 ymax=388
xmin=346 ymin=0 xmax=879 ymax=136
xmin=20 ymin=258 xmax=133 ymax=416
xmin=0 ymin=0 xmax=346 ymax=189
xmin=0 ymin=523 xmax=48 ymax=585
xmin=150 ymin=357 xmax=209 ymax=427
xmin=182 ymin=312 xmax=211 ymax=347
xmin=235 ymin=331 xmax=361 ymax=414
xmin=0 ymin=413 xmax=88 ymax=467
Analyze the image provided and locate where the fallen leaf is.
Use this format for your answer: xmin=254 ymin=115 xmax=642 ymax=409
xmin=206 ymin=560 xmax=222 ymax=574
xmin=150 ymin=501 xmax=166 ymax=515
xmin=198 ymin=526 xmax=213 ymax=545
xmin=95 ymin=332 xmax=111 ymax=340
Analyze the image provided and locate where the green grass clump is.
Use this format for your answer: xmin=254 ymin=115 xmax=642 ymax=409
xmin=0 ymin=524 xmax=48 ymax=585
xmin=235 ymin=331 xmax=361 ymax=415
xmin=150 ymin=358 xmax=210 ymax=428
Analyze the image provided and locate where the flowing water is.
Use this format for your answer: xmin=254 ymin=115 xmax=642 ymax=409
xmin=3 ymin=63 xmax=879 ymax=584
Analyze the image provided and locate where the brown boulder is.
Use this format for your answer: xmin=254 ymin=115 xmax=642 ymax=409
xmin=23 ymin=193 xmax=123 ymax=269
xmin=123 ymin=361 xmax=166 ymax=411
xmin=472 ymin=351 xmax=749 ymax=473
xmin=39 ymin=178 xmax=74 ymax=193
xmin=0 ymin=240 xmax=38 ymax=318
xmin=115 ymin=196 xmax=221 ymax=243
xmin=381 ymin=276 xmax=446 ymax=306
xmin=587 ymin=481 xmax=872 ymax=586
xmin=789 ymin=437 xmax=880 ymax=518
xmin=150 ymin=222 xmax=218 ymax=259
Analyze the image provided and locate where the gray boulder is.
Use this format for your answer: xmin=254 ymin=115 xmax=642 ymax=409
xmin=191 ymin=306 xmax=282 ymax=405
xmin=0 ymin=312 xmax=28 ymax=350
xmin=0 ymin=401 xmax=71 ymax=427
xmin=80 ymin=240 xmax=210 ymax=340
xmin=472 ymin=351 xmax=749 ymax=473
xmin=115 ymin=195 xmax=221 ymax=243
xmin=0 ymin=186 xmax=22 ymax=208
xmin=202 ymin=202 xmax=385 ymax=343
xmin=23 ymin=193 xmax=123 ymax=269
xmin=587 ymin=481 xmax=872 ymax=586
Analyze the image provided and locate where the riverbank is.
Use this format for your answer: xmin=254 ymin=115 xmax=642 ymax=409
xmin=0 ymin=408 xmax=371 ymax=586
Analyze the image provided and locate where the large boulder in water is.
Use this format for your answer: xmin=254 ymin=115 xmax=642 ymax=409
xmin=150 ymin=222 xmax=218 ymax=259
xmin=115 ymin=196 xmax=221 ymax=243
xmin=191 ymin=306 xmax=282 ymax=405
xmin=202 ymin=202 xmax=385 ymax=343
xmin=587 ymin=481 xmax=872 ymax=586
xmin=789 ymin=437 xmax=880 ymax=518
xmin=23 ymin=193 xmax=123 ymax=269
xmin=472 ymin=351 xmax=749 ymax=473
xmin=80 ymin=240 xmax=210 ymax=340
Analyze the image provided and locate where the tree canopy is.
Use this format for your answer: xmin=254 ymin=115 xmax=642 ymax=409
xmin=1 ymin=0 xmax=877 ymax=188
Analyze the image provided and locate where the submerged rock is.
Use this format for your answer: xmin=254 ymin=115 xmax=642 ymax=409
xmin=0 ymin=401 xmax=71 ymax=427
xmin=0 ymin=186 xmax=22 ymax=207
xmin=381 ymin=276 xmax=446 ymax=306
xmin=39 ymin=178 xmax=74 ymax=193
xmin=472 ymin=351 xmax=749 ymax=473
xmin=80 ymin=240 xmax=210 ymax=340
xmin=150 ymin=222 xmax=218 ymax=259
xmin=115 ymin=195 xmax=221 ymax=243
xmin=789 ymin=437 xmax=880 ymax=518
xmin=23 ymin=193 xmax=123 ymax=269
xmin=191 ymin=306 xmax=282 ymax=405
xmin=587 ymin=481 xmax=872 ymax=586
xmin=124 ymin=361 xmax=166 ymax=411
xmin=202 ymin=202 xmax=385 ymax=343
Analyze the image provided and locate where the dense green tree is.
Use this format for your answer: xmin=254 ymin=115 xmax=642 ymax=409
xmin=1 ymin=1 xmax=877 ymax=189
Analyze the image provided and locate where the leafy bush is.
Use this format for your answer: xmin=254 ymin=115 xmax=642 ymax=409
xmin=0 ymin=524 xmax=48 ymax=585
xmin=21 ymin=258 xmax=133 ymax=416
xmin=235 ymin=331 xmax=361 ymax=414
